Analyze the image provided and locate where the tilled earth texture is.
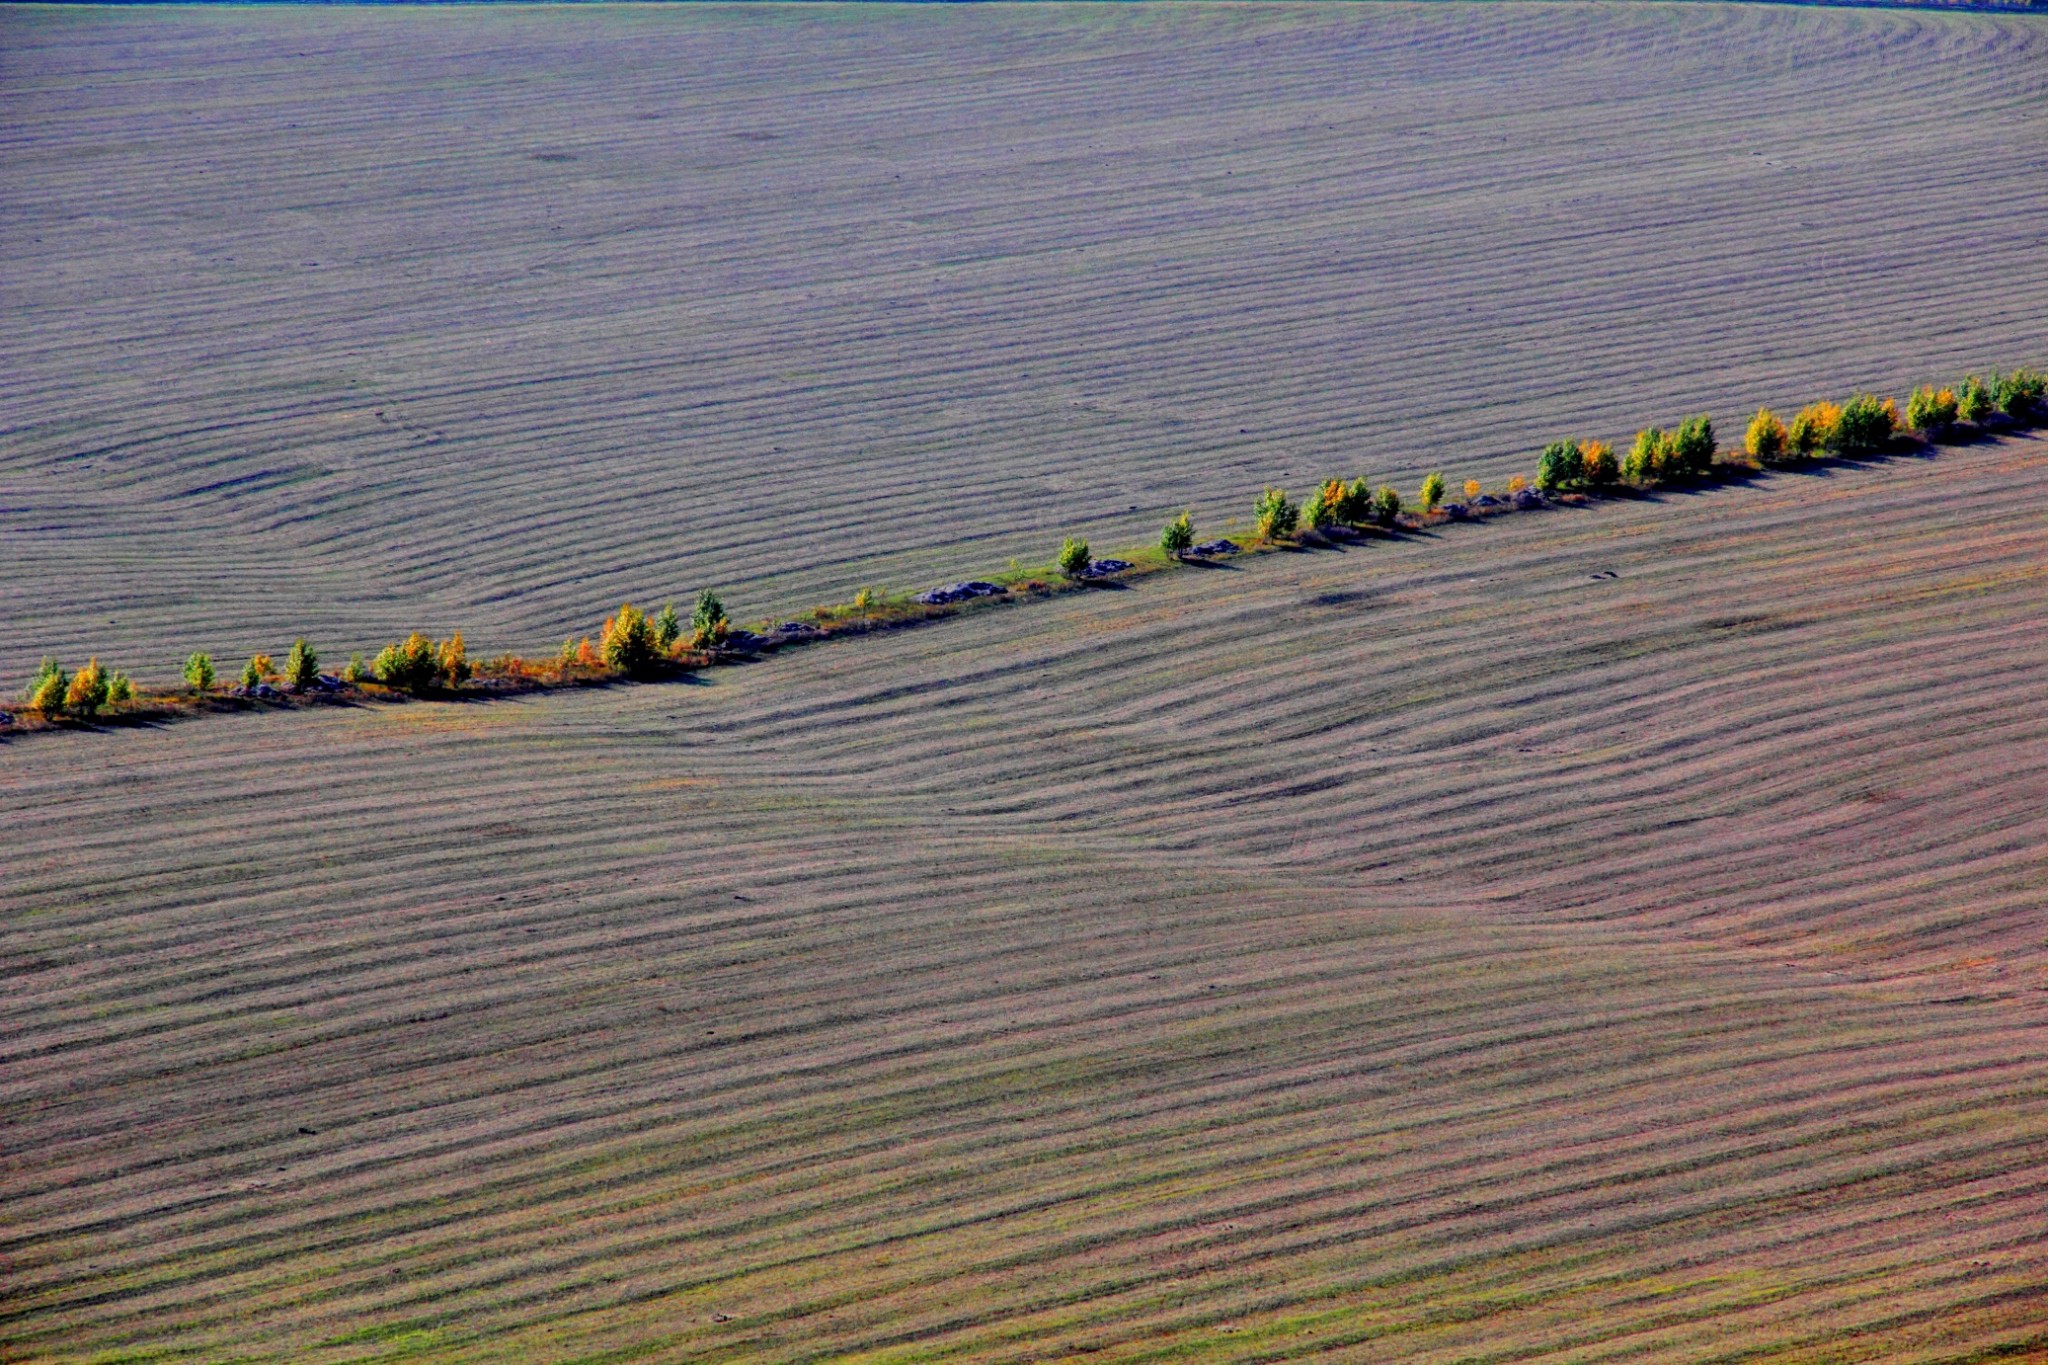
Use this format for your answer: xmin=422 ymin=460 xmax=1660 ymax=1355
xmin=7 ymin=4 xmax=2048 ymax=1364
xmin=2 ymin=1 xmax=2045 ymax=676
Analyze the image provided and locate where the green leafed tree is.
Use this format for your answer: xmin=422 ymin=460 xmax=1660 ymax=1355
xmin=1535 ymin=440 xmax=1585 ymax=493
xmin=1057 ymin=537 xmax=1092 ymax=578
xmin=27 ymin=659 xmax=67 ymax=716
xmin=1253 ymin=488 xmax=1299 ymax=541
xmin=1160 ymin=511 xmax=1193 ymax=558
xmin=285 ymin=638 xmax=319 ymax=691
xmin=691 ymin=589 xmax=730 ymax=645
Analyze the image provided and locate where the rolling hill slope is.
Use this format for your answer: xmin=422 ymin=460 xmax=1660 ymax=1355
xmin=7 ymin=430 xmax=2048 ymax=1362
xmin=3 ymin=1 xmax=2047 ymax=678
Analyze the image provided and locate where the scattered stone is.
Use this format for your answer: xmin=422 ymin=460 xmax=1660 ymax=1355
xmin=1081 ymin=558 xmax=1133 ymax=579
xmin=1444 ymin=503 xmax=1471 ymax=520
xmin=772 ymin=621 xmax=819 ymax=637
xmin=310 ymin=673 xmax=347 ymax=694
xmin=915 ymin=580 xmax=1006 ymax=606
xmin=1189 ymin=539 xmax=1241 ymax=557
xmin=722 ymin=630 xmax=763 ymax=652
xmin=1473 ymin=494 xmax=1503 ymax=508
xmin=1318 ymin=524 xmax=1361 ymax=540
xmin=238 ymin=682 xmax=285 ymax=702
xmin=1514 ymin=488 xmax=1545 ymax=510
xmin=0 ymin=711 xmax=12 ymax=728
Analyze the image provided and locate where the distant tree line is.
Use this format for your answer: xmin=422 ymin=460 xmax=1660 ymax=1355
xmin=12 ymin=365 xmax=2044 ymax=730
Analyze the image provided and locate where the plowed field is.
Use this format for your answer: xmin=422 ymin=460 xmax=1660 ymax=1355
xmin=7 ymin=3 xmax=2048 ymax=1362
xmin=10 ymin=429 xmax=2048 ymax=1362
xmin=3 ymin=1 xmax=2046 ymax=678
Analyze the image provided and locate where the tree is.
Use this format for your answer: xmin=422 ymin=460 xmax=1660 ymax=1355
xmin=66 ymin=658 xmax=109 ymax=718
xmin=692 ymin=589 xmax=730 ymax=645
xmin=1745 ymin=408 xmax=1787 ymax=464
xmin=601 ymin=603 xmax=659 ymax=675
xmin=1316 ymin=478 xmax=1352 ymax=529
xmin=184 ymin=652 xmax=215 ymax=692
xmin=1535 ymin=440 xmax=1585 ymax=493
xmin=1624 ymin=428 xmax=1666 ymax=483
xmin=1419 ymin=471 xmax=1445 ymax=513
xmin=1335 ymin=477 xmax=1374 ymax=525
xmin=1057 ymin=536 xmax=1092 ymax=578
xmin=106 ymin=670 xmax=134 ymax=705
xmin=285 ymin=638 xmax=319 ymax=691
xmin=373 ymin=633 xmax=441 ymax=693
xmin=1372 ymin=486 xmax=1401 ymax=526
xmin=27 ymin=659 xmax=67 ymax=717
xmin=1788 ymin=402 xmax=1838 ymax=458
xmin=1253 ymin=487 xmax=1299 ymax=541
xmin=1957 ymin=375 xmax=1996 ymax=425
xmin=1997 ymin=368 xmax=2046 ymax=422
xmin=241 ymin=654 xmax=272 ymax=689
xmin=1160 ymin=511 xmax=1193 ymax=558
xmin=653 ymin=602 xmax=682 ymax=650
xmin=1582 ymin=441 xmax=1618 ymax=488
xmin=1301 ymin=482 xmax=1335 ymax=530
xmin=1669 ymin=415 xmax=1716 ymax=478
xmin=1463 ymin=478 xmax=1482 ymax=503
xmin=438 ymin=632 xmax=471 ymax=685
xmin=1906 ymin=385 xmax=1958 ymax=435
xmin=1829 ymin=394 xmax=1895 ymax=455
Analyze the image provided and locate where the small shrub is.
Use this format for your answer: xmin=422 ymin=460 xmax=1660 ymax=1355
xmin=343 ymin=652 xmax=367 ymax=683
xmin=1372 ymin=485 xmax=1401 ymax=526
xmin=1906 ymin=385 xmax=1958 ymax=435
xmin=66 ymin=658 xmax=108 ymax=718
xmin=106 ymin=670 xmax=134 ymax=706
xmin=1997 ymin=368 xmax=2046 ymax=421
xmin=1252 ymin=488 xmax=1298 ymax=541
xmin=1463 ymin=478 xmax=1482 ymax=503
xmin=1160 ymin=511 xmax=1194 ymax=558
xmin=285 ymin=638 xmax=319 ymax=691
xmin=558 ymin=638 xmax=578 ymax=665
xmin=1957 ymin=375 xmax=1996 ymax=424
xmin=1829 ymin=393 xmax=1895 ymax=455
xmin=1419 ymin=471 xmax=1445 ymax=513
xmin=1745 ymin=408 xmax=1788 ymax=464
xmin=1624 ymin=428 xmax=1665 ymax=483
xmin=1057 ymin=536 xmax=1092 ymax=578
xmin=1788 ymin=401 xmax=1839 ymax=458
xmin=241 ymin=654 xmax=272 ymax=689
xmin=184 ymin=652 xmax=215 ymax=692
xmin=373 ymin=633 xmax=441 ymax=693
xmin=28 ymin=660 xmax=67 ymax=717
xmin=1535 ymin=440 xmax=1585 ymax=493
xmin=653 ymin=602 xmax=682 ymax=651
xmin=1506 ymin=474 xmax=1528 ymax=495
xmin=692 ymin=589 xmax=730 ymax=645
xmin=574 ymin=637 xmax=601 ymax=669
xmin=852 ymin=587 xmax=876 ymax=611
xmin=1582 ymin=440 xmax=1618 ymax=488
xmin=438 ymin=631 xmax=470 ymax=685
xmin=601 ymin=604 xmax=659 ymax=675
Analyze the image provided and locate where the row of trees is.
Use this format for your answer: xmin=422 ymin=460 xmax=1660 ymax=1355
xmin=22 ymin=658 xmax=134 ymax=720
xmin=18 ymin=364 xmax=2048 ymax=726
xmin=16 ymin=591 xmax=733 ymax=719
